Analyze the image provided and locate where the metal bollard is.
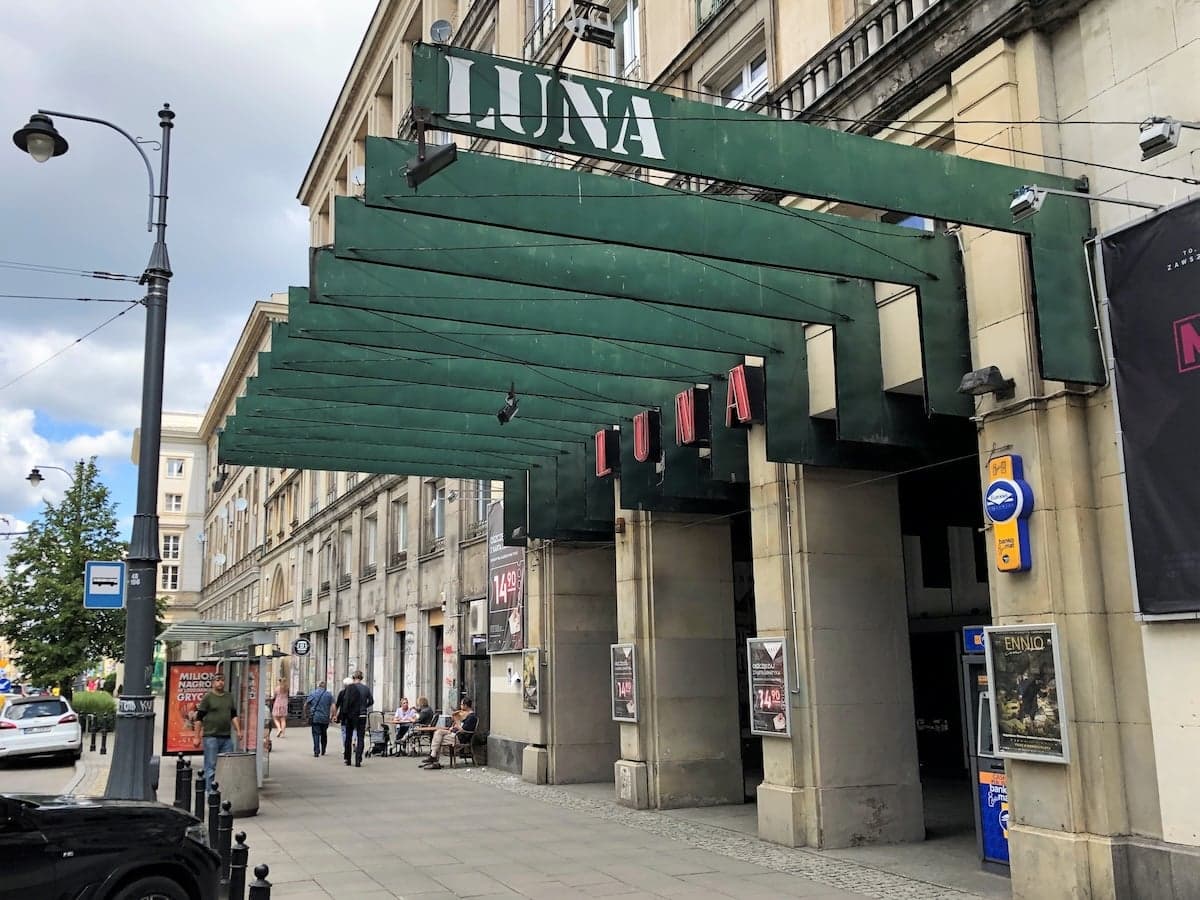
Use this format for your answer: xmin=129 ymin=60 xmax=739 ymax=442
xmin=88 ymin=719 xmax=97 ymax=753
xmin=228 ymin=832 xmax=249 ymax=900
xmin=174 ymin=756 xmax=191 ymax=810
xmin=99 ymin=727 xmax=108 ymax=755
xmin=217 ymin=800 xmax=234 ymax=885
xmin=207 ymin=783 xmax=221 ymax=849
xmin=247 ymin=864 xmax=271 ymax=900
xmin=193 ymin=768 xmax=206 ymax=823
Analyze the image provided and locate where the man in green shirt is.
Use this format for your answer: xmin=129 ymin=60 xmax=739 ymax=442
xmin=190 ymin=673 xmax=242 ymax=793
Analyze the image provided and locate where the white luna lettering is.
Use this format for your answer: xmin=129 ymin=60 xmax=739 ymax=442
xmin=442 ymin=52 xmax=665 ymax=163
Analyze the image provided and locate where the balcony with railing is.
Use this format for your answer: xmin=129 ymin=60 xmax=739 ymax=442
xmin=337 ymin=573 xmax=352 ymax=590
xmin=462 ymin=518 xmax=488 ymax=543
xmin=773 ymin=0 xmax=944 ymax=121
xmin=524 ymin=3 xmax=559 ymax=59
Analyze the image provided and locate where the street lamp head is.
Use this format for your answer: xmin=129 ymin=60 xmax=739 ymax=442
xmin=12 ymin=114 xmax=68 ymax=163
xmin=26 ymin=467 xmax=44 ymax=488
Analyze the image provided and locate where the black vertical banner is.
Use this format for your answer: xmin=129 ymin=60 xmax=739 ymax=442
xmin=487 ymin=502 xmax=526 ymax=652
xmin=1103 ymin=198 xmax=1200 ymax=615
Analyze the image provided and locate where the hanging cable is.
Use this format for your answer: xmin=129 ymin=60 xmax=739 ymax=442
xmin=0 ymin=301 xmax=141 ymax=392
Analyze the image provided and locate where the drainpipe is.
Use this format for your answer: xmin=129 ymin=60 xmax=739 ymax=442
xmin=780 ymin=464 xmax=803 ymax=693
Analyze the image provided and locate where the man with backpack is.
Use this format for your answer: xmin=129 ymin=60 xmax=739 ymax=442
xmin=304 ymin=681 xmax=334 ymax=758
xmin=332 ymin=671 xmax=373 ymax=767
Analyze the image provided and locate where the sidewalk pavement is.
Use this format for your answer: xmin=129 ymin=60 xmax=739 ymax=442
xmin=131 ymin=732 xmax=1001 ymax=900
xmin=69 ymin=714 xmax=1005 ymax=900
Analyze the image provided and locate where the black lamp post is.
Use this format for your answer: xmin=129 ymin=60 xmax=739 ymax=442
xmin=13 ymin=105 xmax=176 ymax=800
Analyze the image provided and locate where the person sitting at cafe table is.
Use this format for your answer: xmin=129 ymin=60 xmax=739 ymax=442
xmin=419 ymin=697 xmax=477 ymax=770
xmin=392 ymin=696 xmax=418 ymax=742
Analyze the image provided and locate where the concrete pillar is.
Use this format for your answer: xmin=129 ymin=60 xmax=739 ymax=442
xmin=614 ymin=498 xmax=742 ymax=809
xmin=748 ymin=430 xmax=923 ymax=849
xmin=486 ymin=541 xmax=618 ymax=783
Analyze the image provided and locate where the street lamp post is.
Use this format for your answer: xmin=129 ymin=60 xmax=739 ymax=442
xmin=13 ymin=105 xmax=176 ymax=800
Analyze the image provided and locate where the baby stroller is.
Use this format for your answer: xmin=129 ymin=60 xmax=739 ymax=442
xmin=364 ymin=710 xmax=389 ymax=758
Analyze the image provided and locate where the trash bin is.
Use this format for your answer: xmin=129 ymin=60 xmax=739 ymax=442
xmin=214 ymin=751 xmax=259 ymax=817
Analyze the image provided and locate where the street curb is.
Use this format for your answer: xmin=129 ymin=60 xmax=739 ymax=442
xmin=64 ymin=760 xmax=87 ymax=795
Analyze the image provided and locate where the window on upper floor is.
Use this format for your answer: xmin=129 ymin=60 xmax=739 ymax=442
xmin=424 ymin=479 xmax=446 ymax=549
xmin=362 ymin=513 xmax=378 ymax=574
xmin=610 ymin=0 xmax=640 ymax=79
xmin=338 ymin=527 xmax=353 ymax=583
xmin=166 ymin=458 xmax=184 ymax=478
xmin=160 ymin=565 xmax=179 ymax=591
xmin=525 ymin=0 xmax=557 ymax=58
xmin=697 ymin=0 xmax=729 ymax=27
xmin=164 ymin=493 xmax=182 ymax=513
xmin=388 ymin=497 xmax=408 ymax=564
xmin=464 ymin=479 xmax=491 ymax=540
xmin=162 ymin=534 xmax=181 ymax=560
xmin=718 ymin=50 xmax=769 ymax=109
xmin=326 ymin=472 xmax=338 ymax=503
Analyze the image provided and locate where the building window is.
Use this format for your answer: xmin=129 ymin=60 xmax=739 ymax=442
xmin=697 ymin=0 xmax=729 ymax=26
xmin=424 ymin=480 xmax=446 ymax=550
xmin=610 ymin=0 xmax=640 ymax=78
xmin=160 ymin=565 xmax=179 ymax=591
xmin=319 ymin=540 xmax=332 ymax=594
xmin=164 ymin=493 xmax=182 ymax=512
xmin=388 ymin=498 xmax=408 ymax=565
xmin=303 ymin=547 xmax=313 ymax=599
xmin=525 ymin=0 xmax=556 ymax=58
xmin=166 ymin=458 xmax=184 ymax=478
xmin=338 ymin=527 xmax=353 ymax=587
xmin=362 ymin=514 xmax=378 ymax=575
xmin=718 ymin=50 xmax=769 ymax=109
xmin=326 ymin=472 xmax=338 ymax=503
xmin=162 ymin=534 xmax=181 ymax=560
xmin=464 ymin=480 xmax=491 ymax=540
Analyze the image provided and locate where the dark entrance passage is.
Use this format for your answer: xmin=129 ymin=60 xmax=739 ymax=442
xmin=730 ymin=510 xmax=761 ymax=802
xmin=899 ymin=456 xmax=996 ymax=869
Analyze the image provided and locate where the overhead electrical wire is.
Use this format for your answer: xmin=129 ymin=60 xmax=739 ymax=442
xmin=0 ymin=293 xmax=140 ymax=303
xmin=0 ymin=301 xmax=141 ymax=392
xmin=0 ymin=258 xmax=140 ymax=282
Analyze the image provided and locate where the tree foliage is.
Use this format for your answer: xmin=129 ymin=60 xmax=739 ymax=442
xmin=0 ymin=459 xmax=134 ymax=696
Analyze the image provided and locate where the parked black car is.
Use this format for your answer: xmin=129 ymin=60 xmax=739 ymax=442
xmin=0 ymin=793 xmax=219 ymax=900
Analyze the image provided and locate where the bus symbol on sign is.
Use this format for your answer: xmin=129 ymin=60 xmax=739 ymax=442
xmin=84 ymin=561 xmax=126 ymax=610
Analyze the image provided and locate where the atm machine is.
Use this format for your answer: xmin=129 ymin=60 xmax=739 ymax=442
xmin=961 ymin=626 xmax=1010 ymax=872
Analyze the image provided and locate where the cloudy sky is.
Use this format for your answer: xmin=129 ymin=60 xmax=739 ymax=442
xmin=0 ymin=2 xmax=377 ymax=560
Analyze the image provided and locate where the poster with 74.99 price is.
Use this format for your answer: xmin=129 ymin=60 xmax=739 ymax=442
xmin=748 ymin=638 xmax=791 ymax=737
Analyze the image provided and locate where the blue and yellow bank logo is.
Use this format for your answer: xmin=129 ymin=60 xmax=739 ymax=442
xmin=984 ymin=454 xmax=1035 ymax=572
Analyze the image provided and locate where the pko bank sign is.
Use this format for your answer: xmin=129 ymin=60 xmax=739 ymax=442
xmin=413 ymin=43 xmax=670 ymax=165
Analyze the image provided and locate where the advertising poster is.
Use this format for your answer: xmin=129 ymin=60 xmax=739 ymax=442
xmin=522 ymin=648 xmax=540 ymax=713
xmin=240 ymin=664 xmax=258 ymax=751
xmin=162 ymin=661 xmax=221 ymax=755
xmin=984 ymin=624 xmax=1069 ymax=763
xmin=487 ymin=502 xmax=526 ymax=653
xmin=1102 ymin=198 xmax=1200 ymax=615
xmin=610 ymin=643 xmax=637 ymax=722
xmin=747 ymin=638 xmax=791 ymax=737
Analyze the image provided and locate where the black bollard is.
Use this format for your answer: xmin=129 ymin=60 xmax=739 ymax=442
xmin=247 ymin=864 xmax=271 ymax=900
xmin=229 ymin=832 xmax=249 ymax=900
xmin=207 ymin=783 xmax=221 ymax=849
xmin=193 ymin=768 xmax=206 ymax=823
xmin=88 ymin=722 xmax=97 ymax=753
xmin=217 ymin=800 xmax=234 ymax=885
xmin=99 ymin=727 xmax=108 ymax=755
xmin=174 ymin=756 xmax=191 ymax=810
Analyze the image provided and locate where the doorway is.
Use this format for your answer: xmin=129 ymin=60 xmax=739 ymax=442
xmin=730 ymin=509 xmax=761 ymax=802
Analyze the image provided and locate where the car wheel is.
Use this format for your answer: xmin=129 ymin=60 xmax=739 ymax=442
xmin=110 ymin=875 xmax=191 ymax=900
xmin=72 ymin=748 xmax=83 ymax=761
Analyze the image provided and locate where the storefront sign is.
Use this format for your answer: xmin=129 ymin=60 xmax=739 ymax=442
xmin=522 ymin=648 xmax=540 ymax=713
xmin=595 ymin=427 xmax=620 ymax=477
xmin=747 ymin=638 xmax=791 ymax=737
xmin=162 ymin=662 xmax=221 ymax=756
xmin=978 ymin=770 xmax=1011 ymax=864
xmin=675 ymin=386 xmax=711 ymax=447
xmin=725 ymin=363 xmax=765 ymax=427
xmin=984 ymin=624 xmax=1069 ymax=763
xmin=610 ymin=643 xmax=637 ymax=722
xmin=1102 ymin=198 xmax=1200 ymax=615
xmin=983 ymin=454 xmax=1034 ymax=572
xmin=962 ymin=626 xmax=986 ymax=654
xmin=633 ymin=410 xmax=661 ymax=465
xmin=487 ymin=501 xmax=525 ymax=653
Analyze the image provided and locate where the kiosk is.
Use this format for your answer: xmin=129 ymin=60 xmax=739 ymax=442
xmin=961 ymin=626 xmax=1010 ymax=871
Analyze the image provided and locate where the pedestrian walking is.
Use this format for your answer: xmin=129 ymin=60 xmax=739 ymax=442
xmin=305 ymin=682 xmax=334 ymax=757
xmin=332 ymin=671 xmax=373 ymax=767
xmin=271 ymin=679 xmax=289 ymax=738
xmin=188 ymin=672 xmax=242 ymax=792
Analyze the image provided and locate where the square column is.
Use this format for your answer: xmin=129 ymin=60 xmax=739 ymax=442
xmin=748 ymin=430 xmax=923 ymax=848
xmin=614 ymin=495 xmax=743 ymax=809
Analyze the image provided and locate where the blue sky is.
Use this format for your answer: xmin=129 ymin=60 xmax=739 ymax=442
xmin=0 ymin=2 xmax=376 ymax=564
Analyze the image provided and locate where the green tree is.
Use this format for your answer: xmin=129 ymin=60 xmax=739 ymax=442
xmin=0 ymin=459 xmax=140 ymax=698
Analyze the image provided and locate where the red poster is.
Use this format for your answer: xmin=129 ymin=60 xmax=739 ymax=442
xmin=162 ymin=662 xmax=221 ymax=755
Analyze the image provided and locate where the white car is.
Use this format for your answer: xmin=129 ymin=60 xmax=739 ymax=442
xmin=0 ymin=695 xmax=83 ymax=762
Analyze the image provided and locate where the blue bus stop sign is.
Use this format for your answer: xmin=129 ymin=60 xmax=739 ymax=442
xmin=84 ymin=560 xmax=126 ymax=609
